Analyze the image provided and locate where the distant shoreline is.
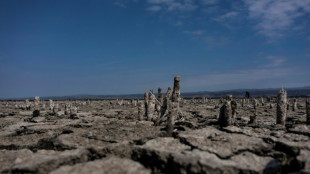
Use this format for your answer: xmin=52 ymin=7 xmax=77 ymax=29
xmin=1 ymin=86 xmax=309 ymax=100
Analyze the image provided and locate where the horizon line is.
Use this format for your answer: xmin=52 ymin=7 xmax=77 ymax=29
xmin=1 ymin=85 xmax=309 ymax=100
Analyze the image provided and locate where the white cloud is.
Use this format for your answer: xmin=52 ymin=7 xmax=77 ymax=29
xmin=116 ymin=0 xmax=310 ymax=40
xmin=182 ymin=67 xmax=306 ymax=91
xmin=113 ymin=0 xmax=140 ymax=8
xmin=204 ymin=35 xmax=229 ymax=48
xmin=173 ymin=21 xmax=184 ymax=26
xmin=243 ymin=0 xmax=310 ymax=38
xmin=213 ymin=11 xmax=238 ymax=22
xmin=264 ymin=56 xmax=286 ymax=67
xmin=167 ymin=2 xmax=197 ymax=11
xmin=146 ymin=5 xmax=162 ymax=11
xmin=185 ymin=69 xmax=289 ymax=86
xmin=146 ymin=0 xmax=197 ymax=12
xmin=113 ymin=2 xmax=127 ymax=8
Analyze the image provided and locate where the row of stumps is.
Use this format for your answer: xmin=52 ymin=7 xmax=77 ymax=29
xmin=139 ymin=76 xmax=181 ymax=135
xmin=30 ymin=97 xmax=78 ymax=119
xmin=218 ymin=88 xmax=310 ymax=127
xmin=139 ymin=77 xmax=310 ymax=133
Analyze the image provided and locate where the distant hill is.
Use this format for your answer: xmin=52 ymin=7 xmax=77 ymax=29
xmin=181 ymin=86 xmax=310 ymax=99
xmin=2 ymin=86 xmax=310 ymax=101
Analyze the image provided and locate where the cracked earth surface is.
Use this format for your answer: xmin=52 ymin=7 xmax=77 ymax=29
xmin=0 ymin=98 xmax=309 ymax=174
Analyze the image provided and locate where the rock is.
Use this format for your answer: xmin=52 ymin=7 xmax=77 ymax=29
xmin=296 ymin=150 xmax=310 ymax=173
xmin=270 ymin=131 xmax=285 ymax=138
xmin=52 ymin=134 xmax=108 ymax=150
xmin=288 ymin=125 xmax=310 ymax=137
xmin=132 ymin=137 xmax=191 ymax=172
xmin=88 ymin=141 xmax=134 ymax=159
xmin=0 ymin=149 xmax=33 ymax=173
xmin=220 ymin=126 xmax=273 ymax=139
xmin=171 ymin=149 xmax=237 ymax=173
xmin=77 ymin=112 xmax=91 ymax=117
xmin=19 ymin=111 xmax=33 ymax=116
xmin=282 ymin=133 xmax=309 ymax=142
xmin=0 ymin=132 xmax=55 ymax=150
xmin=30 ymin=116 xmax=45 ymax=123
xmin=175 ymin=121 xmax=197 ymax=128
xmin=32 ymin=110 xmax=40 ymax=117
xmin=240 ymin=116 xmax=250 ymax=123
xmin=273 ymin=140 xmax=303 ymax=156
xmin=221 ymin=126 xmax=244 ymax=134
xmin=55 ymin=111 xmax=63 ymax=117
xmin=132 ymin=137 xmax=281 ymax=174
xmin=11 ymin=149 xmax=89 ymax=174
xmin=49 ymin=156 xmax=150 ymax=174
xmin=70 ymin=114 xmax=79 ymax=119
xmin=177 ymin=127 xmax=273 ymax=158
xmin=136 ymin=121 xmax=154 ymax=126
xmin=230 ymin=152 xmax=281 ymax=173
xmin=172 ymin=150 xmax=281 ymax=174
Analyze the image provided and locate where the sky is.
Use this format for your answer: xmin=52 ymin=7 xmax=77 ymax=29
xmin=0 ymin=0 xmax=310 ymax=98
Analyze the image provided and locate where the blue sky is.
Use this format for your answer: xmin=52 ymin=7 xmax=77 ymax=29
xmin=0 ymin=0 xmax=310 ymax=98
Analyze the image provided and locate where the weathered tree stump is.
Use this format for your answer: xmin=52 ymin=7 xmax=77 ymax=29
xmin=70 ymin=107 xmax=78 ymax=119
xmin=138 ymin=101 xmax=144 ymax=121
xmin=144 ymin=92 xmax=149 ymax=117
xmin=306 ymin=99 xmax=310 ymax=125
xmin=293 ymin=99 xmax=297 ymax=111
xmin=147 ymin=91 xmax=156 ymax=121
xmin=276 ymin=89 xmax=287 ymax=125
xmin=218 ymin=101 xmax=233 ymax=127
xmin=166 ymin=76 xmax=181 ymax=134
xmin=33 ymin=96 xmax=40 ymax=117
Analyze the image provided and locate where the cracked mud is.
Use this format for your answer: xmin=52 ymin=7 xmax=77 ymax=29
xmin=0 ymin=98 xmax=309 ymax=174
